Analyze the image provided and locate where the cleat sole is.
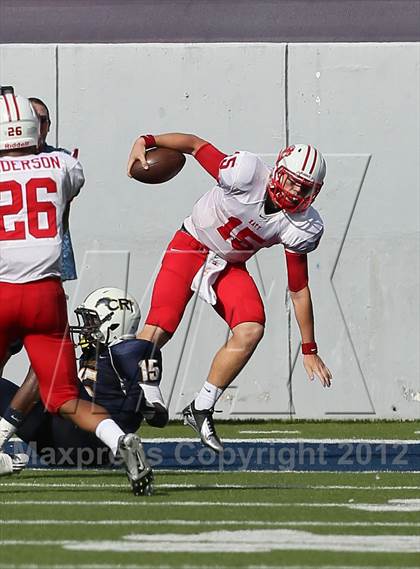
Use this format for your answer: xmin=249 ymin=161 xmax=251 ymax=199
xmin=131 ymin=471 xmax=154 ymax=496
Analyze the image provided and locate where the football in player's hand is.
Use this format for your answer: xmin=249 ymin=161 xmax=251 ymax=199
xmin=130 ymin=148 xmax=186 ymax=184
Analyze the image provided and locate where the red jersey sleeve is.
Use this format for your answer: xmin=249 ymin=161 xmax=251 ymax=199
xmin=285 ymin=250 xmax=309 ymax=292
xmin=194 ymin=143 xmax=227 ymax=180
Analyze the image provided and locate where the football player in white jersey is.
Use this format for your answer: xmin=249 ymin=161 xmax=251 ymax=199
xmin=0 ymin=95 xmax=80 ymax=455
xmin=127 ymin=133 xmax=332 ymax=454
xmin=0 ymin=88 xmax=153 ymax=495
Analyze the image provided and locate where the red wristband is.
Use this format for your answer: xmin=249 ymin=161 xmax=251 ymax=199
xmin=141 ymin=134 xmax=156 ymax=149
xmin=302 ymin=342 xmax=318 ymax=355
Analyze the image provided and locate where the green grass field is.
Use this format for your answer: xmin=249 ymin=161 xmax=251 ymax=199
xmin=140 ymin=418 xmax=420 ymax=440
xmin=0 ymin=420 xmax=419 ymax=569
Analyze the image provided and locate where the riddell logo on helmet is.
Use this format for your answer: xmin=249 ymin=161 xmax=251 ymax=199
xmin=4 ymin=141 xmax=31 ymax=149
xmin=95 ymin=297 xmax=134 ymax=312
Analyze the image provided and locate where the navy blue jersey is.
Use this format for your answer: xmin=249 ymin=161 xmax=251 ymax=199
xmin=0 ymin=339 xmax=163 ymax=465
xmin=79 ymin=339 xmax=163 ymax=432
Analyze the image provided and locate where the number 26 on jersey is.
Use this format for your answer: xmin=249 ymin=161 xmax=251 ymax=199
xmin=0 ymin=177 xmax=58 ymax=240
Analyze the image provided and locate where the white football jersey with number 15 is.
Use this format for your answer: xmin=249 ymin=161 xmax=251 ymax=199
xmin=183 ymin=151 xmax=324 ymax=263
xmin=0 ymin=150 xmax=84 ymax=283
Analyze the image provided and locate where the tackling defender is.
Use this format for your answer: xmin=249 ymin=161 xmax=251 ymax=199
xmin=0 ymin=88 xmax=152 ymax=494
xmin=127 ymin=133 xmax=332 ymax=453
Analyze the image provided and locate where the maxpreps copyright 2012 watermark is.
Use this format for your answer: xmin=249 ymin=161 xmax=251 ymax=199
xmin=9 ymin=440 xmax=409 ymax=469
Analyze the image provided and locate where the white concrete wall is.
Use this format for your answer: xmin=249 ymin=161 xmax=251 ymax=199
xmin=1 ymin=43 xmax=418 ymax=419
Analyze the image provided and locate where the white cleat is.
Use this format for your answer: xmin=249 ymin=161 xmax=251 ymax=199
xmin=117 ymin=433 xmax=154 ymax=496
xmin=0 ymin=452 xmax=29 ymax=476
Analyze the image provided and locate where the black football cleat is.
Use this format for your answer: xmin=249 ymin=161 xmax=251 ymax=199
xmin=117 ymin=433 xmax=154 ymax=496
xmin=182 ymin=400 xmax=224 ymax=454
xmin=142 ymin=400 xmax=169 ymax=428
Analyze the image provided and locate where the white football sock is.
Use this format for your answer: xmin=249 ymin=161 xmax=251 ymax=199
xmin=0 ymin=418 xmax=16 ymax=450
xmin=95 ymin=418 xmax=125 ymax=457
xmin=142 ymin=384 xmax=165 ymax=406
xmin=194 ymin=381 xmax=224 ymax=411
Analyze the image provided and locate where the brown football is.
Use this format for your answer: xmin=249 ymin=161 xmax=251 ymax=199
xmin=130 ymin=147 xmax=186 ymax=184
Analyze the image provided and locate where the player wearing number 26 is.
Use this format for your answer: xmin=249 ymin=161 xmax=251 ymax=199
xmin=0 ymin=89 xmax=153 ymax=495
xmin=0 ymin=88 xmax=86 ymax=415
xmin=127 ymin=133 xmax=333 ymax=454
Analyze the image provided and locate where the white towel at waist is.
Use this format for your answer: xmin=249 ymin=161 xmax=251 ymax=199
xmin=191 ymin=251 xmax=227 ymax=305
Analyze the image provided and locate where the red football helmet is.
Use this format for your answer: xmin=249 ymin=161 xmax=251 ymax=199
xmin=268 ymin=144 xmax=326 ymax=213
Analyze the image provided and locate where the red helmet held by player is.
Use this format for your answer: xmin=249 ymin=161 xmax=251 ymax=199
xmin=268 ymin=144 xmax=326 ymax=213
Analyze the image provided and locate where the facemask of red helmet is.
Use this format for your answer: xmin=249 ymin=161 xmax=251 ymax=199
xmin=268 ymin=144 xmax=326 ymax=214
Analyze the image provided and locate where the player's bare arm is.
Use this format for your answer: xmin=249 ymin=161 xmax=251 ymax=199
xmin=0 ymin=366 xmax=41 ymax=452
xmin=5 ymin=368 xmax=39 ymax=416
xmin=289 ymin=285 xmax=332 ymax=388
xmin=127 ymin=133 xmax=208 ymax=175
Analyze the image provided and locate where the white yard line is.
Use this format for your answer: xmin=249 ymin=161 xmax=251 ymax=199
xmin=1 ymin=481 xmax=420 ymax=490
xmin=19 ymin=467 xmax=420 ymax=474
xmin=0 ymin=565 xmax=416 ymax=569
xmin=348 ymin=499 xmax=420 ymax=512
xmin=142 ymin=437 xmax=420 ymax=443
xmin=2 ymin=530 xmax=420 ymax=553
xmin=2 ymin=500 xmax=418 ymax=508
xmin=0 ymin=565 xmax=328 ymax=569
xmin=238 ymin=430 xmax=301 ymax=434
xmin=0 ymin=519 xmax=418 ymax=528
